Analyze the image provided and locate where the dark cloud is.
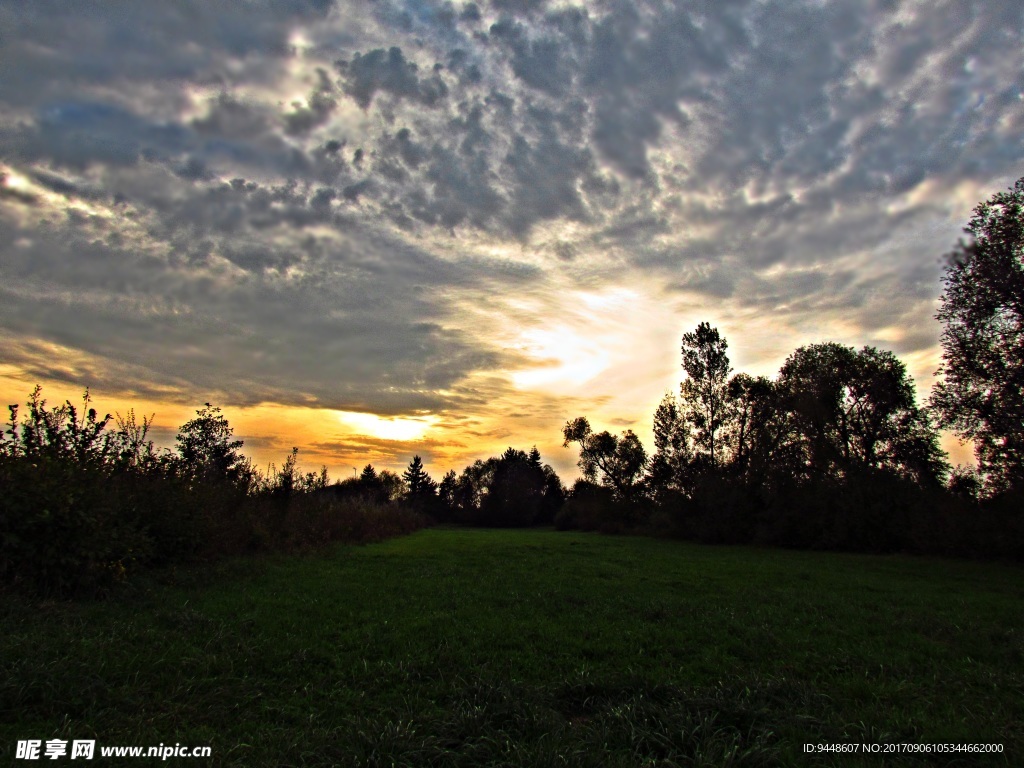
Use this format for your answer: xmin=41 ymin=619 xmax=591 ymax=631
xmin=284 ymin=69 xmax=339 ymax=136
xmin=0 ymin=1 xmax=331 ymax=110
xmin=339 ymin=47 xmax=450 ymax=109
xmin=489 ymin=15 xmax=578 ymax=96
xmin=0 ymin=146 xmax=555 ymax=413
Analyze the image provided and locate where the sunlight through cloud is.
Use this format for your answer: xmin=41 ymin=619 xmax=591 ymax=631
xmin=511 ymin=327 xmax=611 ymax=390
xmin=336 ymin=411 xmax=438 ymax=442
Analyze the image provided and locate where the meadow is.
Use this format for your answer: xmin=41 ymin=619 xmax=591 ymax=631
xmin=2 ymin=528 xmax=1022 ymax=766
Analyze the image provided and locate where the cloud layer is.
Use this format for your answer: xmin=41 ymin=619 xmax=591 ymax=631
xmin=2 ymin=0 xmax=1021 ymax=474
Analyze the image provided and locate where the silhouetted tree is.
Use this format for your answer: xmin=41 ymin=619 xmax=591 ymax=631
xmin=175 ymin=403 xmax=251 ymax=489
xmin=528 ymin=445 xmax=542 ymax=469
xmin=931 ymin=177 xmax=1024 ymax=493
xmin=442 ymin=447 xmax=563 ymax=527
xmin=268 ymin=448 xmax=299 ymax=499
xmin=724 ymin=373 xmax=799 ymax=488
xmin=679 ymin=323 xmax=732 ymax=466
xmin=779 ymin=343 xmax=947 ymax=485
xmin=647 ymin=392 xmax=693 ymax=502
xmin=326 ymin=465 xmax=385 ymax=504
xmin=562 ymin=417 xmax=647 ymax=500
xmin=263 ymin=448 xmax=329 ymax=499
xmin=402 ymin=455 xmax=436 ymax=506
xmin=538 ymin=462 xmax=566 ymax=524
xmin=328 ymin=465 xmax=405 ymax=504
xmin=450 ymin=458 xmax=497 ymax=523
xmin=377 ymin=470 xmax=405 ymax=501
xmin=778 ymin=343 xmax=855 ymax=478
xmin=479 ymin=448 xmax=545 ymax=526
xmin=436 ymin=469 xmax=458 ymax=521
xmin=948 ymin=465 xmax=983 ymax=502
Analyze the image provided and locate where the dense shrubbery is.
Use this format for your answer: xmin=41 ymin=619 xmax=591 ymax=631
xmin=0 ymin=389 xmax=428 ymax=597
xmin=0 ymin=382 xmax=574 ymax=597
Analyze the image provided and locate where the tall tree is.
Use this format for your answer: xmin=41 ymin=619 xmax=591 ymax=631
xmin=378 ymin=469 xmax=407 ymax=502
xmin=538 ymin=463 xmax=566 ymax=523
xmin=480 ymin=447 xmax=546 ymax=526
xmin=647 ymin=392 xmax=692 ymax=500
xmin=450 ymin=458 xmax=498 ymax=523
xmin=528 ymin=446 xmax=543 ymax=470
xmin=354 ymin=463 xmax=390 ymax=503
xmin=725 ymin=373 xmax=798 ymax=485
xmin=679 ymin=322 xmax=732 ymax=466
xmin=437 ymin=469 xmax=458 ymax=513
xmin=778 ymin=343 xmax=856 ymax=476
xmin=402 ymin=455 xmax=436 ymax=502
xmin=931 ymin=177 xmax=1024 ymax=493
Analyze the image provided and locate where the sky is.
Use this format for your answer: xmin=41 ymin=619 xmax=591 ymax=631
xmin=1 ymin=0 xmax=1022 ymax=481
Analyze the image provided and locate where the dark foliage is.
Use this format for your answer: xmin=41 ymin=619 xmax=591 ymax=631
xmin=931 ymin=176 xmax=1024 ymax=494
xmin=402 ymin=455 xmax=435 ymax=500
xmin=555 ymin=480 xmax=618 ymax=532
xmin=174 ymin=403 xmax=251 ymax=490
xmin=679 ymin=322 xmax=732 ymax=466
xmin=562 ymin=311 xmax=1021 ymax=559
xmin=315 ymin=465 xmax=407 ymax=509
xmin=0 ymin=390 xmax=427 ymax=597
xmin=445 ymin=447 xmax=565 ymax=527
xmin=778 ymin=344 xmax=948 ymax=486
xmin=479 ymin=448 xmax=544 ymax=527
xmin=562 ymin=417 xmax=647 ymax=501
xmin=402 ymin=454 xmax=449 ymax=518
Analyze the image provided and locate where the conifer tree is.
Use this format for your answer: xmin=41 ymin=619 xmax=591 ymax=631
xmin=402 ymin=455 xmax=436 ymax=501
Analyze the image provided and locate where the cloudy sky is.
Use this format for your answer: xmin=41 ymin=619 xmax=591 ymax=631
xmin=1 ymin=0 xmax=1021 ymax=480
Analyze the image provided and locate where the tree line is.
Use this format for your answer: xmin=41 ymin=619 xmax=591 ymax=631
xmin=556 ymin=177 xmax=1024 ymax=556
xmin=2 ymin=178 xmax=1022 ymax=596
xmin=307 ymin=178 xmax=1024 ymax=559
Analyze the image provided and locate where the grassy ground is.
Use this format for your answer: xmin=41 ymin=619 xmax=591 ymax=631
xmin=2 ymin=528 xmax=1022 ymax=766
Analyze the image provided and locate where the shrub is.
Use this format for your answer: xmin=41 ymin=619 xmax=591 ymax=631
xmin=557 ymin=481 xmax=621 ymax=532
xmin=0 ymin=389 xmax=431 ymax=598
xmin=0 ymin=389 xmax=158 ymax=596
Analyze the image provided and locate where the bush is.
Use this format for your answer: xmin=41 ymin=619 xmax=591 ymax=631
xmin=555 ymin=481 xmax=643 ymax=533
xmin=0 ymin=454 xmax=152 ymax=596
xmin=684 ymin=472 xmax=758 ymax=545
xmin=0 ymin=388 xmax=431 ymax=598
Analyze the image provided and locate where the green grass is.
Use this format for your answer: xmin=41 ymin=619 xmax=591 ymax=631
xmin=2 ymin=528 xmax=1022 ymax=766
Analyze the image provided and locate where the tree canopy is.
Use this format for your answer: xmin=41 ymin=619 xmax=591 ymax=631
xmin=175 ymin=403 xmax=248 ymax=488
xmin=679 ymin=322 xmax=732 ymax=466
xmin=562 ymin=417 xmax=647 ymax=500
xmin=931 ymin=176 xmax=1024 ymax=493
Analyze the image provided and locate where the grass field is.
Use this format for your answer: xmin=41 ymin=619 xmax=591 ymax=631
xmin=2 ymin=528 xmax=1022 ymax=766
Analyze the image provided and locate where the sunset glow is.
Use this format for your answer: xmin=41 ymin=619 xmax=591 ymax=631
xmin=512 ymin=327 xmax=611 ymax=390
xmin=336 ymin=411 xmax=438 ymax=443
